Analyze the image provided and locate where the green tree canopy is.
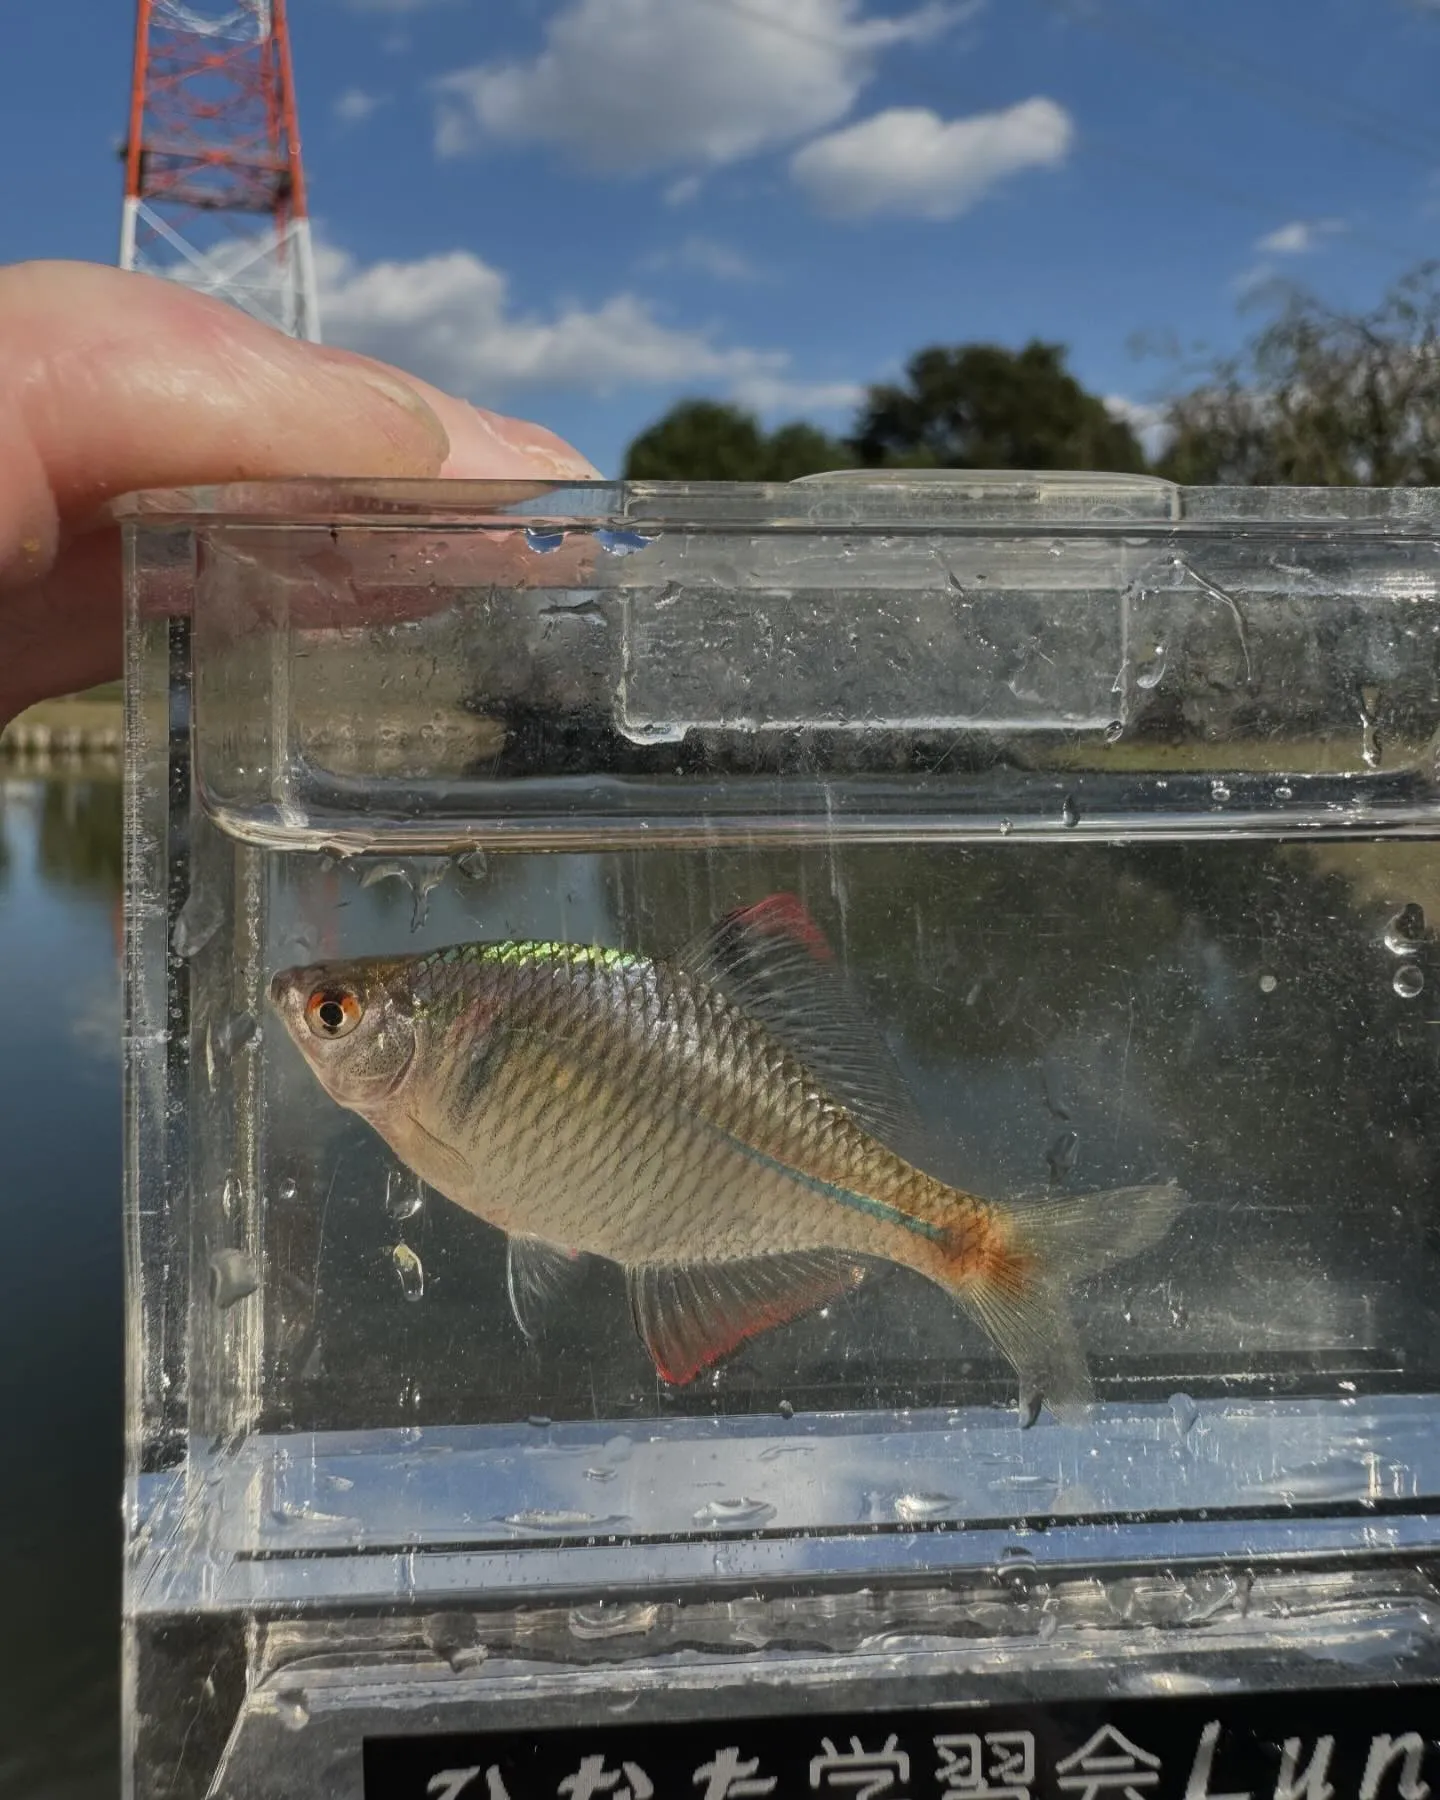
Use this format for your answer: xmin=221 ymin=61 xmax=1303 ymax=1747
xmin=850 ymin=341 xmax=1147 ymax=472
xmin=621 ymin=400 xmax=852 ymax=481
xmin=1158 ymin=264 xmax=1440 ymax=486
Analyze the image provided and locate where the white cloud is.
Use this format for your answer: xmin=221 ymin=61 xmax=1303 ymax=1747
xmin=1255 ymin=218 xmax=1346 ymax=255
xmin=1105 ymin=394 xmax=1172 ymax=463
xmin=643 ymin=236 xmax=760 ymax=282
xmin=790 ymin=99 xmax=1073 ymax=219
xmin=314 ymin=243 xmax=856 ymax=408
xmin=333 ymin=88 xmax=386 ymax=124
xmin=664 ymin=175 xmax=703 ymax=207
xmin=433 ymin=0 xmax=955 ymax=173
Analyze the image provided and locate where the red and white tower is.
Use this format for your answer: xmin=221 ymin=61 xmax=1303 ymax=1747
xmin=120 ymin=0 xmax=321 ymax=341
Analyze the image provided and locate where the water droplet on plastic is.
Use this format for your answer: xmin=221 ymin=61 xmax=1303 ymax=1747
xmin=1136 ymin=646 xmax=1167 ymax=689
xmin=1258 ymin=973 xmax=1278 ymax=994
xmin=569 ymin=1602 xmax=659 ymax=1640
xmin=1393 ymin=964 xmax=1424 ymax=1000
xmin=1170 ymin=1392 xmax=1199 ymax=1437
xmin=391 ymin=1243 xmax=424 ymax=1300
xmin=1210 ymin=780 xmax=1231 ymax=804
xmin=524 ymin=527 xmax=565 ymax=554
xmin=1103 ymin=720 xmax=1124 ymax=744
xmin=693 ymin=1496 xmax=775 ymax=1525
xmin=385 ymin=1170 xmax=424 ymax=1222
xmin=1275 ymin=783 xmax=1294 ymax=801
xmin=1061 ymin=795 xmax=1079 ymax=829
xmin=595 ymin=528 xmax=655 ymax=556
xmin=1384 ymin=903 xmax=1426 ymax=958
xmin=278 ymin=1177 xmax=298 ymax=1202
xmin=1361 ymin=711 xmax=1382 ymax=770
xmin=894 ymin=1492 xmax=955 ymax=1522
xmin=778 ymin=1399 xmax=795 ymax=1419
xmin=585 ymin=1464 xmax=618 ymax=1482
xmin=527 ymin=1414 xmax=553 ymax=1429
xmin=1037 ymin=1609 xmax=1059 ymax=1642
xmin=275 ymin=1689 xmax=309 ymax=1732
xmin=998 ymin=1545 xmax=1036 ymax=1596
xmin=171 ymin=889 xmax=222 ymax=959
xmin=999 ymin=819 xmax=1013 ymax=836
xmin=456 ymin=849 xmax=489 ymax=883
xmin=209 ymin=1248 xmax=258 ymax=1308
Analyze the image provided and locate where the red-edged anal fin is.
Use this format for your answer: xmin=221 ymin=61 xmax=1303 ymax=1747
xmin=627 ymin=1250 xmax=868 ymax=1385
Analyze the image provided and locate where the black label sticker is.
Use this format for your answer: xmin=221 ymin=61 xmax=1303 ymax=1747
xmin=365 ymin=1683 xmax=1438 ymax=1800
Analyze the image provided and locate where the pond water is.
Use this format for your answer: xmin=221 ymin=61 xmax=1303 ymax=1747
xmin=0 ymin=769 xmax=123 ymax=1800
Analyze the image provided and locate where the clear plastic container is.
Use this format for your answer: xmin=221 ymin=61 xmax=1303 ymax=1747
xmin=120 ymin=472 xmax=1440 ymax=1799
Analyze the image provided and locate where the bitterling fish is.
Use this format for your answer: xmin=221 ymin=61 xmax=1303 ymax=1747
xmin=269 ymin=894 xmax=1183 ymax=1420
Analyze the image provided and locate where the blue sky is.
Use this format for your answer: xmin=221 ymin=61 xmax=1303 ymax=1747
xmin=5 ymin=0 xmax=1440 ymax=473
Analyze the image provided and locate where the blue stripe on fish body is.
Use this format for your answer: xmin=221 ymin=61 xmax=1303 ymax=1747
xmin=706 ymin=1125 xmax=946 ymax=1242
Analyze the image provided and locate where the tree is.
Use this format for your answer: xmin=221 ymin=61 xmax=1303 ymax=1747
xmin=850 ymin=341 xmax=1147 ymax=473
xmin=1157 ymin=264 xmax=1440 ymax=485
xmin=621 ymin=400 xmax=852 ymax=481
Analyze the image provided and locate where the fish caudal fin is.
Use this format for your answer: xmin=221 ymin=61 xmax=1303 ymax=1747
xmin=941 ymin=1181 xmax=1187 ymax=1425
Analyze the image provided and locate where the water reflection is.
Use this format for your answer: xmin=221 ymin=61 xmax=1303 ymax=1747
xmin=0 ymin=769 xmax=122 ymax=1800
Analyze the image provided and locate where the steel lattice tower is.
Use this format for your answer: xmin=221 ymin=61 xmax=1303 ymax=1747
xmin=120 ymin=0 xmax=321 ymax=341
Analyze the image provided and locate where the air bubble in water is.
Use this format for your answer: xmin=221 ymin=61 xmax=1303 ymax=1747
xmin=1275 ymin=783 xmax=1294 ymax=801
xmin=278 ymin=1177 xmax=298 ymax=1202
xmin=778 ymin=1399 xmax=795 ymax=1420
xmin=1258 ymin=973 xmax=1278 ymax=994
xmin=210 ymin=1248 xmax=258 ymax=1308
xmin=1384 ymin=903 xmax=1426 ymax=958
xmin=525 ymin=527 xmax=565 ymax=554
xmin=1393 ymin=965 xmax=1425 ymax=1000
xmin=1103 ymin=720 xmax=1124 ymax=745
xmin=275 ymin=1690 xmax=309 ymax=1732
xmin=361 ymin=857 xmax=449 ymax=931
xmin=391 ymin=1243 xmax=425 ymax=1300
xmin=1061 ymin=795 xmax=1079 ymax=829
xmin=1210 ymin=780 xmax=1231 ymax=804
xmin=171 ymin=889 xmax=222 ymax=959
xmin=386 ymin=1169 xmax=425 ymax=1222
xmin=1136 ymin=646 xmax=1167 ymax=690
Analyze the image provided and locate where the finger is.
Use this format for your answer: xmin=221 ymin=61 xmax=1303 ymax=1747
xmin=0 ymin=261 xmax=454 ymax=588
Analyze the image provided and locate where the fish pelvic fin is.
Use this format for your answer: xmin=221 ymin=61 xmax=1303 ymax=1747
xmin=932 ymin=1181 xmax=1187 ymax=1426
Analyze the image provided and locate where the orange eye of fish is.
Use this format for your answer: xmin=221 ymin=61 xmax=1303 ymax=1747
xmin=305 ymin=987 xmax=363 ymax=1039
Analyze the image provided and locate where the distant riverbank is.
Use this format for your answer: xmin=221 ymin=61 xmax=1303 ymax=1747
xmin=2 ymin=684 xmax=123 ymax=770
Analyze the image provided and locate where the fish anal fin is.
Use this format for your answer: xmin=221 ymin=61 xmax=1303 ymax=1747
xmin=507 ymin=1234 xmax=588 ymax=1341
xmin=627 ymin=1251 xmax=867 ymax=1386
xmin=676 ymin=892 xmax=919 ymax=1144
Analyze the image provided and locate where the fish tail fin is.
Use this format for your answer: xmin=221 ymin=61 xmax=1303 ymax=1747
xmin=930 ymin=1181 xmax=1187 ymax=1425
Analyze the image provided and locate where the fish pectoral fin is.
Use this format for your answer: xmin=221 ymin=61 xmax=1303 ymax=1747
xmin=627 ymin=1250 xmax=868 ymax=1386
xmin=676 ymin=894 xmax=920 ymax=1145
xmin=506 ymin=1235 xmax=589 ymax=1341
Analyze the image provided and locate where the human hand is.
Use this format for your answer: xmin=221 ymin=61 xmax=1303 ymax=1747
xmin=0 ymin=260 xmax=600 ymax=727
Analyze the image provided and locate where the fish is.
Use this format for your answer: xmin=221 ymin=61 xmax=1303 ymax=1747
xmin=268 ymin=893 xmax=1184 ymax=1422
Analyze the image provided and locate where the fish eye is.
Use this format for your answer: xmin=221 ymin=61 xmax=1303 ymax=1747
xmin=304 ymin=986 xmax=364 ymax=1039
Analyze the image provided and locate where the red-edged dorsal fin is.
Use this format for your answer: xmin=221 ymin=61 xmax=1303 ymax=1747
xmin=729 ymin=893 xmax=834 ymax=962
xmin=627 ymin=1252 xmax=868 ymax=1385
xmin=674 ymin=893 xmax=920 ymax=1146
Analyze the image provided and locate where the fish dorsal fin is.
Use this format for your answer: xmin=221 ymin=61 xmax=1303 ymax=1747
xmin=506 ymin=1234 xmax=588 ymax=1341
xmin=627 ymin=1251 xmax=868 ymax=1386
xmin=676 ymin=894 xmax=919 ymax=1144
